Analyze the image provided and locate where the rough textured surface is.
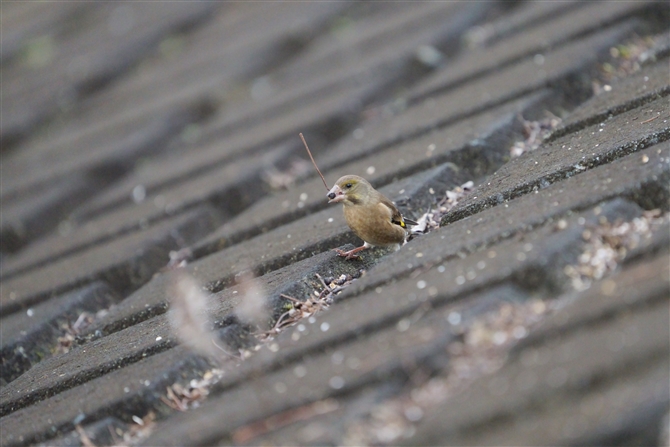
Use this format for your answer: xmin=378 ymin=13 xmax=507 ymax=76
xmin=1 ymin=207 xmax=221 ymax=313
xmin=1 ymin=2 xmax=668 ymax=446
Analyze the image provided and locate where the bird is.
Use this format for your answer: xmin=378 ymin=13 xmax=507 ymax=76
xmin=327 ymin=175 xmax=417 ymax=260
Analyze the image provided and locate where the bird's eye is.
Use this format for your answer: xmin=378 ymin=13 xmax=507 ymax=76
xmin=345 ymin=183 xmax=352 ymax=188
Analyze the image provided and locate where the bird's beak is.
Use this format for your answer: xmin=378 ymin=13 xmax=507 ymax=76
xmin=327 ymin=184 xmax=344 ymax=203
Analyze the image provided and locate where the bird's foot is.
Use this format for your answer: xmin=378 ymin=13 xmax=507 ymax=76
xmin=333 ymin=246 xmax=366 ymax=260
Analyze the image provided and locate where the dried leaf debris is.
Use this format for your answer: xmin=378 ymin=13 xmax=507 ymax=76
xmin=119 ymin=412 xmax=156 ymax=446
xmin=134 ymin=270 xmax=358 ymax=445
xmin=343 ymin=298 xmax=554 ymax=445
xmin=565 ymin=209 xmax=667 ymax=290
xmin=509 ymin=113 xmax=561 ymax=158
xmin=56 ymin=310 xmax=107 ymax=354
xmin=411 ymin=181 xmax=474 ymax=234
xmin=160 ymin=369 xmax=224 ymax=412
xmin=341 ymin=210 xmax=668 ymax=444
xmin=255 ymin=273 xmax=355 ymax=342
xmin=594 ymin=34 xmax=660 ymax=94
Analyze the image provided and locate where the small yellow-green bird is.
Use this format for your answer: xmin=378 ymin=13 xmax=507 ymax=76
xmin=327 ymin=175 xmax=417 ymax=259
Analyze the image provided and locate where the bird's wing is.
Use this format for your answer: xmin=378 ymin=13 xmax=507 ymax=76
xmin=403 ymin=217 xmax=419 ymax=226
xmin=378 ymin=196 xmax=411 ymax=229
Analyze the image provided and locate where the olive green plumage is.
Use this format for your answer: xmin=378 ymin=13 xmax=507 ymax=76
xmin=327 ymin=175 xmax=416 ymax=259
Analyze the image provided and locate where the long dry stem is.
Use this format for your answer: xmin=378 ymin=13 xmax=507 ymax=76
xmin=299 ymin=133 xmax=329 ymax=190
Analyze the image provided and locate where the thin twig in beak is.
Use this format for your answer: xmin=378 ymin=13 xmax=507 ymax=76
xmin=299 ymin=133 xmax=329 ymax=190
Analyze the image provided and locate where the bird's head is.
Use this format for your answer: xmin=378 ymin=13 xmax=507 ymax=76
xmin=327 ymin=175 xmax=371 ymax=205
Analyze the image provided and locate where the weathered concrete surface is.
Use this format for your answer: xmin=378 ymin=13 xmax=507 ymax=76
xmin=64 ymin=1 xmax=489 ymax=228
xmin=88 ymin=165 xmax=472 ymax=337
xmin=0 ymin=143 xmax=293 ymax=279
xmin=1 ymin=2 xmax=668 ymax=446
xmin=1 ymin=172 xmax=115 ymax=253
xmin=409 ymin=0 xmax=663 ymax=101
xmin=512 ymin=253 xmax=670 ymax=353
xmin=0 ymin=282 xmax=120 ymax=384
xmin=238 ymin=273 xmax=669 ymax=445
xmin=1 ymin=2 xmax=85 ymax=65
xmin=0 ymin=102 xmax=215 ymax=254
xmin=444 ymin=96 xmax=669 ymax=225
xmin=410 ymin=255 xmax=669 ymax=445
xmin=142 ymin=203 xmax=667 ymax=445
xmin=1 ymin=101 xmax=215 ymax=198
xmin=0 ymin=346 xmax=210 ymax=446
xmin=1 ymin=207 xmax=221 ymax=314
xmin=554 ymin=58 xmax=670 ymax=137
xmin=1 ymin=2 xmax=218 ymax=149
xmin=348 ymin=141 xmax=669 ymax=299
xmin=0 ymin=249 xmax=380 ymax=440
xmin=0 ymin=315 xmax=174 ymax=416
xmin=192 ymin=91 xmax=554 ymax=256
xmin=71 ymin=2 xmax=349 ymax=125
xmin=318 ymin=21 xmax=643 ymax=170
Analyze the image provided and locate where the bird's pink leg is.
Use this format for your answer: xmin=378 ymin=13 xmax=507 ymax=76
xmin=333 ymin=245 xmax=367 ymax=260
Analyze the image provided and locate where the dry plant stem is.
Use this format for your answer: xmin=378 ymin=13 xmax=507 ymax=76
xmin=640 ymin=115 xmax=660 ymax=124
xmin=315 ymin=273 xmax=331 ymax=296
xmin=263 ymin=290 xmax=332 ymax=335
xmin=161 ymin=389 xmax=186 ymax=412
xmin=257 ymin=272 xmax=358 ymax=339
xmin=75 ymin=425 xmax=96 ymax=447
xmin=315 ymin=272 xmax=344 ymax=298
xmin=211 ymin=339 xmax=242 ymax=360
xmin=254 ymin=295 xmax=303 ymax=337
xmin=280 ymin=293 xmax=304 ymax=305
xmin=299 ymin=132 xmax=329 ymax=190
xmin=272 ymin=307 xmax=297 ymax=331
xmin=107 ymin=424 xmax=123 ymax=445
xmin=232 ymin=399 xmax=339 ymax=444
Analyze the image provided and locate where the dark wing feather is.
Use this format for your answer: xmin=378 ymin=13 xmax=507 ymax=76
xmin=379 ymin=195 xmax=415 ymax=228
xmin=403 ymin=217 xmax=419 ymax=226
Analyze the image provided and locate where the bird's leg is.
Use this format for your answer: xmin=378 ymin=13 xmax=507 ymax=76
xmin=333 ymin=245 xmax=368 ymax=260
